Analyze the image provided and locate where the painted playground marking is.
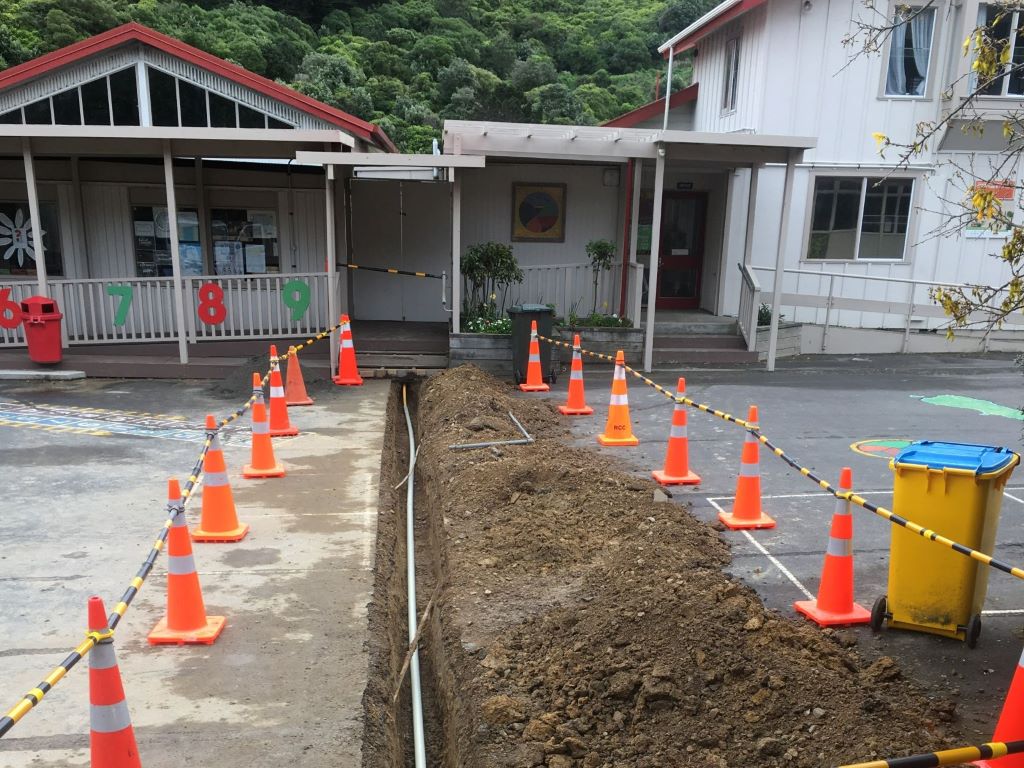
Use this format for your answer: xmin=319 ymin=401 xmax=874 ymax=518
xmin=915 ymin=394 xmax=1024 ymax=421
xmin=706 ymin=491 xmax=1024 ymax=617
xmin=0 ymin=401 xmax=249 ymax=444
xmin=850 ymin=438 xmax=913 ymax=460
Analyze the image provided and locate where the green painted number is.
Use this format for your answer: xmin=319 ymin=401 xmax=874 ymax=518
xmin=106 ymin=284 xmax=133 ymax=326
xmin=282 ymin=280 xmax=310 ymax=321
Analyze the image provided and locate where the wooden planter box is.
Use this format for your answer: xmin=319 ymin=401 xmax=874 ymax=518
xmin=755 ymin=321 xmax=802 ymax=360
xmin=449 ymin=332 xmax=512 ymax=374
xmin=555 ymin=326 xmax=644 ymax=366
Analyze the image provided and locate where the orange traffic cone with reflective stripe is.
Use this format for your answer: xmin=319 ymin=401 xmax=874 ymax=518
xmin=597 ymin=350 xmax=639 ymax=446
xmin=794 ymin=467 xmax=869 ymax=626
xmin=285 ymin=346 xmax=314 ymax=406
xmin=243 ymin=373 xmax=285 ymax=479
xmin=333 ymin=314 xmax=364 ymax=386
xmin=149 ymin=478 xmax=226 ymax=645
xmin=652 ymin=377 xmax=700 ymax=485
xmin=519 ymin=320 xmax=550 ymax=392
xmin=88 ymin=595 xmax=142 ymax=768
xmin=558 ymin=334 xmax=593 ymax=416
xmin=976 ymin=649 xmax=1024 ymax=767
xmin=193 ymin=415 xmax=249 ymax=541
xmin=267 ymin=345 xmax=299 ymax=437
xmin=718 ymin=405 xmax=775 ymax=529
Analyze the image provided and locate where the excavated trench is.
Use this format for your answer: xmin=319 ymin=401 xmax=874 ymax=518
xmin=362 ymin=367 xmax=965 ymax=768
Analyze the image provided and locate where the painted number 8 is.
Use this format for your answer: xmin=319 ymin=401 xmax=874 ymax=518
xmin=282 ymin=280 xmax=310 ymax=321
xmin=197 ymin=282 xmax=227 ymax=325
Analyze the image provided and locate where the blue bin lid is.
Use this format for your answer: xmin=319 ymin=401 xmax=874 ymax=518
xmin=893 ymin=441 xmax=1017 ymax=474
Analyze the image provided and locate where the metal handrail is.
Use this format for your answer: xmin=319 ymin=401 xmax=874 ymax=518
xmin=751 ymin=264 xmax=996 ymax=291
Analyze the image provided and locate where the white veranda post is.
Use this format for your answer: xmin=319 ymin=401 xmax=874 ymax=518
xmin=326 ymin=164 xmax=338 ymax=377
xmin=451 ymin=169 xmax=461 ymax=334
xmin=642 ymin=146 xmax=667 ymax=373
xmin=767 ymin=153 xmax=797 ymax=372
xmin=162 ymin=142 xmax=189 ymax=365
xmin=21 ymin=138 xmax=46 ymax=295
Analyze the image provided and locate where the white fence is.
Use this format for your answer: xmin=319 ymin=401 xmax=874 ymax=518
xmin=515 ymin=262 xmax=645 ymax=326
xmin=0 ymin=273 xmax=336 ymax=348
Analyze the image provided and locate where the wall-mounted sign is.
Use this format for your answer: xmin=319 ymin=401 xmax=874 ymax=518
xmin=676 ymin=182 xmax=694 ymax=190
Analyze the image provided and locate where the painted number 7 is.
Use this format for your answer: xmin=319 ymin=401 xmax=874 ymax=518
xmin=282 ymin=280 xmax=310 ymax=321
xmin=106 ymin=284 xmax=133 ymax=326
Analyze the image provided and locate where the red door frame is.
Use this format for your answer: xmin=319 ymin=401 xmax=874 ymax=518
xmin=656 ymin=191 xmax=707 ymax=311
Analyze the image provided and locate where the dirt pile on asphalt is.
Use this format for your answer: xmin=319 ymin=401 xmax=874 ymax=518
xmin=409 ymin=365 xmax=962 ymax=767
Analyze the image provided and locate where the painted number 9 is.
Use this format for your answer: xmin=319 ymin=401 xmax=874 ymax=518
xmin=282 ymin=280 xmax=310 ymax=321
xmin=0 ymin=288 xmax=21 ymax=330
xmin=197 ymin=282 xmax=227 ymax=325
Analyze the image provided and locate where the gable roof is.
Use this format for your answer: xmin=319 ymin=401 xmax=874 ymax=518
xmin=0 ymin=23 xmax=396 ymax=152
xmin=603 ymin=84 xmax=699 ymax=128
xmin=659 ymin=0 xmax=768 ymax=57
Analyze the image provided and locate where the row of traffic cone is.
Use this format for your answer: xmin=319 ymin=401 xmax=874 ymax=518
xmin=534 ymin=337 xmax=870 ymax=630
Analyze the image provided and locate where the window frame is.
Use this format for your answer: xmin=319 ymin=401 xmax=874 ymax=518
xmin=800 ymin=172 xmax=919 ymax=263
xmin=722 ymin=35 xmax=741 ymax=114
xmin=974 ymin=4 xmax=1024 ymax=98
xmin=881 ymin=5 xmax=938 ymax=99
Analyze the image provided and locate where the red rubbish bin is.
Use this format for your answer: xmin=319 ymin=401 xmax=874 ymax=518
xmin=20 ymin=296 xmax=63 ymax=364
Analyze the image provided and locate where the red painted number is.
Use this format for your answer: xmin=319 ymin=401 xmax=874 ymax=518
xmin=0 ymin=288 xmax=21 ymax=330
xmin=197 ymin=282 xmax=227 ymax=325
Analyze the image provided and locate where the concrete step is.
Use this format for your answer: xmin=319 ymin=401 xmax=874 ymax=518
xmin=357 ymin=352 xmax=449 ymax=369
xmin=653 ymin=320 xmax=738 ymax=335
xmin=653 ymin=348 xmax=759 ymax=364
xmin=654 ymin=334 xmax=746 ymax=350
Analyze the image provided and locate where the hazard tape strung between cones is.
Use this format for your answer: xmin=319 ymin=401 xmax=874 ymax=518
xmin=839 ymin=738 xmax=1024 ymax=767
xmin=0 ymin=321 xmax=342 ymax=738
xmin=344 ymin=263 xmax=443 ymax=279
xmin=537 ymin=333 xmax=1024 ymax=583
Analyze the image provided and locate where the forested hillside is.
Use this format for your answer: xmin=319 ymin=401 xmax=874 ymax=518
xmin=0 ymin=0 xmax=712 ymax=150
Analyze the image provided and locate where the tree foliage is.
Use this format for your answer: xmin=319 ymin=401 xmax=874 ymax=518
xmin=0 ymin=0 xmax=714 ymax=149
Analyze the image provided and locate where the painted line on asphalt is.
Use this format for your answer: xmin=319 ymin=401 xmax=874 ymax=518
xmin=707 ymin=496 xmax=814 ymax=600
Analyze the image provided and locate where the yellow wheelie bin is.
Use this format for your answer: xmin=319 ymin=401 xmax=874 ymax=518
xmin=871 ymin=441 xmax=1019 ymax=647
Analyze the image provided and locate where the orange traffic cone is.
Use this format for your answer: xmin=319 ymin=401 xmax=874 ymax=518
xmin=285 ymin=346 xmax=314 ymax=406
xmin=652 ymin=377 xmax=700 ymax=485
xmin=149 ymin=478 xmax=226 ymax=645
xmin=794 ymin=467 xmax=870 ymax=626
xmin=333 ymin=314 xmax=364 ymax=386
xmin=519 ymin=320 xmax=550 ymax=392
xmin=597 ymin=350 xmax=639 ymax=446
xmin=267 ymin=345 xmax=299 ymax=437
xmin=558 ymin=334 xmax=593 ymax=415
xmin=193 ymin=415 xmax=249 ymax=541
xmin=88 ymin=595 xmax=142 ymax=768
xmin=243 ymin=373 xmax=285 ymax=479
xmin=976 ymin=649 xmax=1024 ymax=767
xmin=718 ymin=405 xmax=775 ymax=529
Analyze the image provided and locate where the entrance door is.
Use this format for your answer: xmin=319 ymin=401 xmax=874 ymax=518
xmin=656 ymin=192 xmax=706 ymax=310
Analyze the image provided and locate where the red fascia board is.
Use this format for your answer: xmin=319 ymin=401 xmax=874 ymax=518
xmin=663 ymin=0 xmax=767 ymax=57
xmin=0 ymin=22 xmax=396 ymax=152
xmin=602 ymin=84 xmax=699 ymax=128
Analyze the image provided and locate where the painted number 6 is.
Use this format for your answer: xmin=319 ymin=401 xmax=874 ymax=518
xmin=197 ymin=282 xmax=227 ymax=325
xmin=281 ymin=280 xmax=310 ymax=321
xmin=0 ymin=288 xmax=21 ymax=330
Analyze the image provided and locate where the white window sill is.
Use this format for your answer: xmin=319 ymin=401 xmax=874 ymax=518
xmin=880 ymin=94 xmax=930 ymax=101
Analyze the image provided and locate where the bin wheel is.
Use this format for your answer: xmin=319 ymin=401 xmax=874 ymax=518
xmin=966 ymin=614 xmax=982 ymax=649
xmin=870 ymin=595 xmax=888 ymax=633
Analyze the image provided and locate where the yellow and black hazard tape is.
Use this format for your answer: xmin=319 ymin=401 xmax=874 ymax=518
xmin=0 ymin=321 xmax=342 ymax=738
xmin=840 ymin=738 xmax=1024 ymax=767
xmin=539 ymin=333 xmax=1024 ymax=583
xmin=345 ymin=263 xmax=442 ymax=279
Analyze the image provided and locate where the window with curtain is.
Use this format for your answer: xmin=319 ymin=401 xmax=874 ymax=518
xmin=885 ymin=8 xmax=935 ymax=96
xmin=976 ymin=5 xmax=1024 ymax=96
xmin=807 ymin=176 xmax=913 ymax=261
xmin=722 ymin=37 xmax=740 ymax=112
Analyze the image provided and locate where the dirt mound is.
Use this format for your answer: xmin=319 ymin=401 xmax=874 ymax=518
xmin=385 ymin=365 xmax=962 ymax=767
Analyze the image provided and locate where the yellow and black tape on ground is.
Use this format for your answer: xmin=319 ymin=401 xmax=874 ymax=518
xmin=345 ymin=263 xmax=442 ymax=279
xmin=0 ymin=322 xmax=341 ymax=738
xmin=538 ymin=334 xmax=1024 ymax=583
xmin=840 ymin=738 xmax=1024 ymax=767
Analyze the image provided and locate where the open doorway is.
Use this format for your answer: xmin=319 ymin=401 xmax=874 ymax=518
xmin=655 ymin=191 xmax=707 ymax=311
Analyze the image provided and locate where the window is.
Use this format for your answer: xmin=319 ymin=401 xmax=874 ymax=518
xmin=885 ymin=8 xmax=935 ymax=96
xmin=0 ymin=70 xmax=139 ymax=127
xmin=723 ymin=37 xmax=740 ymax=112
xmin=144 ymin=66 xmax=293 ymax=129
xmin=131 ymin=206 xmax=203 ymax=277
xmin=0 ymin=202 xmax=63 ymax=277
xmin=806 ymin=176 xmax=913 ymax=260
xmin=977 ymin=5 xmax=1024 ymax=96
xmin=211 ymin=209 xmax=279 ymax=275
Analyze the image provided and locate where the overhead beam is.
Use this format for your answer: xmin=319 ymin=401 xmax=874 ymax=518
xmin=296 ymin=151 xmax=485 ymax=168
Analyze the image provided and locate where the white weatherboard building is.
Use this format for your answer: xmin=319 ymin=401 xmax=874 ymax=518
xmin=0 ymin=9 xmax=1018 ymax=374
